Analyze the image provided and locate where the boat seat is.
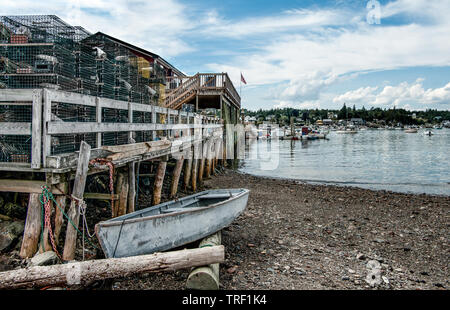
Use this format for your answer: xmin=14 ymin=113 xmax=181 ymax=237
xmin=160 ymin=207 xmax=199 ymax=214
xmin=197 ymin=193 xmax=232 ymax=200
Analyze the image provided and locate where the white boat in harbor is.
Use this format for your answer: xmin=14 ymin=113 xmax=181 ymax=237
xmin=423 ymin=130 xmax=434 ymax=136
xmin=405 ymin=128 xmax=418 ymax=133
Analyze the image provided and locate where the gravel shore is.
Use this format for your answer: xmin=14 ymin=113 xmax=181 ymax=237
xmin=1 ymin=168 xmax=448 ymax=290
xmin=114 ymin=169 xmax=449 ymax=290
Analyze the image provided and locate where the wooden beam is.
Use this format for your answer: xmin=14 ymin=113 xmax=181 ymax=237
xmin=62 ymin=141 xmax=91 ymax=261
xmin=170 ymin=157 xmax=184 ymax=198
xmin=152 ymin=160 xmax=167 ymax=206
xmin=115 ymin=168 xmax=129 ymax=217
xmin=127 ymin=162 xmax=136 ymax=214
xmin=19 ymin=193 xmax=42 ymax=258
xmin=54 ymin=182 xmax=68 ymax=246
xmin=31 ymin=89 xmax=42 ymax=169
xmin=0 ymin=246 xmax=225 ymax=289
xmin=183 ymin=149 xmax=193 ymax=191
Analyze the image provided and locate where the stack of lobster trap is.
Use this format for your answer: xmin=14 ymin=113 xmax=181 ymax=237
xmin=0 ymin=15 xmax=167 ymax=163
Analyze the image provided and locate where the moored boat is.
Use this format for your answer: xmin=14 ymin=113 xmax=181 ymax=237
xmin=95 ymin=188 xmax=250 ymax=258
xmin=405 ymin=128 xmax=418 ymax=133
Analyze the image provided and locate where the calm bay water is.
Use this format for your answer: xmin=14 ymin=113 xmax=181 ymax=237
xmin=240 ymin=128 xmax=450 ymax=196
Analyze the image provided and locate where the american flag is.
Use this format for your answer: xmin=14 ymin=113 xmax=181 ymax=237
xmin=240 ymin=73 xmax=247 ymax=85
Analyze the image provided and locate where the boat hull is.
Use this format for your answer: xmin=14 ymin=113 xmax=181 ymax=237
xmin=95 ymin=189 xmax=250 ymax=258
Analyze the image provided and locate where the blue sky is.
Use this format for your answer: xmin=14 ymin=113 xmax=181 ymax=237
xmin=3 ymin=0 xmax=450 ymax=111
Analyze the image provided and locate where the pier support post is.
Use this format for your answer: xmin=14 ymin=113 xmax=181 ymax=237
xmin=63 ymin=141 xmax=91 ymax=261
xmin=152 ymin=160 xmax=167 ymax=206
xmin=191 ymin=143 xmax=199 ymax=192
xmin=170 ymin=156 xmax=184 ymax=198
xmin=127 ymin=162 xmax=136 ymax=214
xmin=53 ymin=182 xmax=68 ymax=246
xmin=115 ymin=168 xmax=129 ymax=217
xmin=205 ymin=139 xmax=212 ymax=179
xmin=19 ymin=193 xmax=42 ymax=258
xmin=198 ymin=141 xmax=206 ymax=184
xmin=184 ymin=148 xmax=193 ymax=191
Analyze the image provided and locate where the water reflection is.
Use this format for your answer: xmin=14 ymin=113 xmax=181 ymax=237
xmin=240 ymin=129 xmax=450 ymax=196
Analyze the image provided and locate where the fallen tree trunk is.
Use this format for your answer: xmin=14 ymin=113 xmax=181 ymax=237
xmin=0 ymin=245 xmax=225 ymax=289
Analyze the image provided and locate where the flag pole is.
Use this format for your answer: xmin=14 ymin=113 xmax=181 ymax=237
xmin=240 ymin=71 xmax=242 ymax=98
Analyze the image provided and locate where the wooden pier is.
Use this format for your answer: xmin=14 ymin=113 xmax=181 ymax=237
xmin=0 ymin=88 xmax=239 ymax=260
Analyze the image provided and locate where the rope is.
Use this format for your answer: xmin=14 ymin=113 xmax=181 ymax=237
xmin=89 ymin=158 xmax=115 ymax=216
xmin=40 ymin=186 xmax=100 ymax=258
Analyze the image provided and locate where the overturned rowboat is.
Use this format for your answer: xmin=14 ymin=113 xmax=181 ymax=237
xmin=95 ymin=188 xmax=250 ymax=258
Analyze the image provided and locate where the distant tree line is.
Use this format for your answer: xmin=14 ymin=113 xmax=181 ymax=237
xmin=242 ymin=104 xmax=450 ymax=125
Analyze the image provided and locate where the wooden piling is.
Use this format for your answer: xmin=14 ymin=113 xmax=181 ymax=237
xmin=183 ymin=148 xmax=193 ymax=191
xmin=127 ymin=162 xmax=136 ymax=214
xmin=62 ymin=141 xmax=91 ymax=261
xmin=205 ymin=139 xmax=212 ymax=179
xmin=115 ymin=168 xmax=129 ymax=217
xmin=19 ymin=193 xmax=42 ymax=258
xmin=170 ymin=156 xmax=184 ymax=198
xmin=198 ymin=141 xmax=206 ymax=184
xmin=186 ymin=231 xmax=222 ymax=290
xmin=53 ymin=182 xmax=68 ymax=246
xmin=152 ymin=160 xmax=167 ymax=206
xmin=191 ymin=143 xmax=199 ymax=192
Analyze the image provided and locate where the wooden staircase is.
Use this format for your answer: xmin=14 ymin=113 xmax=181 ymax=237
xmin=164 ymin=73 xmax=241 ymax=110
xmin=164 ymin=74 xmax=199 ymax=110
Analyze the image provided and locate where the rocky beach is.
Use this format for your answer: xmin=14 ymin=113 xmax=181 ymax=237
xmin=0 ymin=168 xmax=448 ymax=290
xmin=114 ymin=169 xmax=449 ymax=290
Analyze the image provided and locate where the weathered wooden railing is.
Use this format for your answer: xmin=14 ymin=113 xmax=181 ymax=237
xmin=164 ymin=73 xmax=241 ymax=110
xmin=0 ymin=88 xmax=222 ymax=172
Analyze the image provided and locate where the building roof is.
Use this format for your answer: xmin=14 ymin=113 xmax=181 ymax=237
xmin=85 ymin=32 xmax=186 ymax=77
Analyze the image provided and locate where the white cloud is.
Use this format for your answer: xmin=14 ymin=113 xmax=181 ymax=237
xmin=1 ymin=0 xmax=196 ymax=57
xmin=332 ymin=79 xmax=450 ymax=108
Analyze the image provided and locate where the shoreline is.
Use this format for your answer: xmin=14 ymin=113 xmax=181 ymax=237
xmin=236 ymin=169 xmax=450 ymax=198
xmin=114 ymin=169 xmax=449 ymax=290
xmin=1 ymin=168 xmax=448 ymax=290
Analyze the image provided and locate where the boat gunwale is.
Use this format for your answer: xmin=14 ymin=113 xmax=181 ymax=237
xmin=95 ymin=188 xmax=250 ymax=229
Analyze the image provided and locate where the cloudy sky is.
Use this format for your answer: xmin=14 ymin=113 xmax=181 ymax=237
xmin=3 ymin=0 xmax=450 ymax=111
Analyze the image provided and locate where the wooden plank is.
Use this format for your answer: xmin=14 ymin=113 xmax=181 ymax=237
xmin=62 ymin=141 xmax=91 ymax=261
xmin=46 ymin=89 xmax=96 ymax=107
xmin=42 ymin=89 xmax=52 ymax=168
xmin=0 ymin=122 xmax=31 ymax=135
xmin=0 ymin=246 xmax=225 ymax=289
xmin=96 ymin=97 xmax=102 ymax=148
xmin=0 ymin=179 xmax=53 ymax=194
xmin=31 ymin=89 xmax=42 ymax=169
xmin=45 ymin=148 xmax=112 ymax=170
xmin=101 ymin=140 xmax=171 ymax=153
xmin=0 ymin=89 xmax=35 ymax=102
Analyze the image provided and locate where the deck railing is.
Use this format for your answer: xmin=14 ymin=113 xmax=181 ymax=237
xmin=164 ymin=73 xmax=241 ymax=110
xmin=0 ymin=88 xmax=221 ymax=171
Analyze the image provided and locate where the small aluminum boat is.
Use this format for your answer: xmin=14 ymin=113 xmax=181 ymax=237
xmin=95 ymin=188 xmax=250 ymax=258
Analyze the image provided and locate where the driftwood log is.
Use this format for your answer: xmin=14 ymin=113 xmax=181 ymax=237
xmin=186 ymin=231 xmax=222 ymax=290
xmin=0 ymin=245 xmax=225 ymax=289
